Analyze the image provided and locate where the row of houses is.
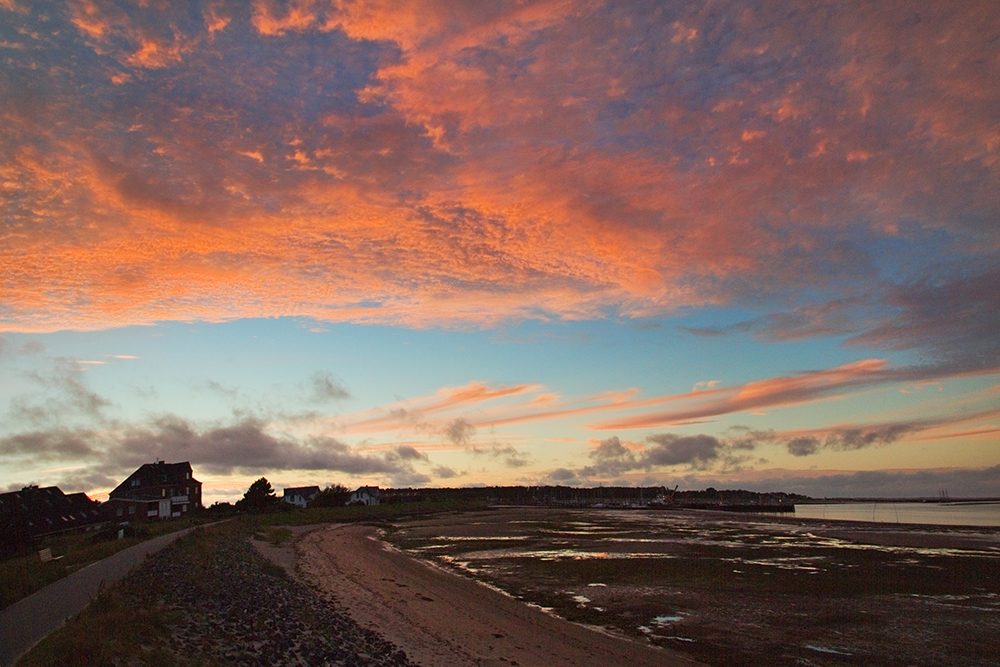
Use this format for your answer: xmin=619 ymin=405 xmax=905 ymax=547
xmin=0 ymin=461 xmax=204 ymax=554
xmin=282 ymin=485 xmax=381 ymax=507
xmin=2 ymin=461 xmax=387 ymax=555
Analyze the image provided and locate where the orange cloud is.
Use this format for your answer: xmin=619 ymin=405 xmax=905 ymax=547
xmin=1 ymin=0 xmax=998 ymax=345
xmin=590 ymin=360 xmax=896 ymax=430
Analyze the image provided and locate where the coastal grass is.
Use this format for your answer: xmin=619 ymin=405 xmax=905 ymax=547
xmin=0 ymin=516 xmax=210 ymax=610
xmin=4 ymin=501 xmax=483 ymax=610
xmin=15 ymin=585 xmax=181 ymax=667
xmin=14 ymin=502 xmax=488 ymax=665
xmin=15 ymin=522 xmax=234 ymax=667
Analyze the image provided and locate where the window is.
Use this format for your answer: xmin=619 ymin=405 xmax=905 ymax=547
xmin=116 ymin=507 xmax=123 ymax=517
xmin=128 ymin=506 xmax=135 ymax=515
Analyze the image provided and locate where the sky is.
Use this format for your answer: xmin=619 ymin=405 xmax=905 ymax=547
xmin=1 ymin=0 xmax=999 ymax=503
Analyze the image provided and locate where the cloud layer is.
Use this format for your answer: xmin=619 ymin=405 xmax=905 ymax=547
xmin=1 ymin=0 xmax=997 ymax=361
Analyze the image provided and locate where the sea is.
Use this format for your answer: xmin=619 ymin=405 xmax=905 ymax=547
xmin=793 ymin=501 xmax=1000 ymax=527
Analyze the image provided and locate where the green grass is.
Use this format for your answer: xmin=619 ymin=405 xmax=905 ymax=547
xmin=0 ymin=516 xmax=211 ymax=610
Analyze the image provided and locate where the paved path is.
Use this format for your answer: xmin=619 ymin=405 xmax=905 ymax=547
xmin=0 ymin=526 xmax=201 ymax=667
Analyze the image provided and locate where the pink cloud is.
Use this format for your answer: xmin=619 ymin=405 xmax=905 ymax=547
xmin=590 ymin=360 xmax=897 ymax=430
xmin=0 ymin=0 xmax=997 ymax=356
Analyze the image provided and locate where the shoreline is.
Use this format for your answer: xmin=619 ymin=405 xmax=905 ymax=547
xmin=295 ymin=507 xmax=1000 ymax=667
xmin=295 ymin=522 xmax=706 ymax=667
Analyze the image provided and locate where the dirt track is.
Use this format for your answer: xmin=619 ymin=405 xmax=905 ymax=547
xmin=297 ymin=523 xmax=705 ymax=667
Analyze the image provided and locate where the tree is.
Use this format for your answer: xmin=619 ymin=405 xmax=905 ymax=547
xmin=237 ymin=477 xmax=279 ymax=512
xmin=309 ymin=483 xmax=352 ymax=508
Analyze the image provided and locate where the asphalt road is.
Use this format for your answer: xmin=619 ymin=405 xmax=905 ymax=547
xmin=0 ymin=526 xmax=200 ymax=667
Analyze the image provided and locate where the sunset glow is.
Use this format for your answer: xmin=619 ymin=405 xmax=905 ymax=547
xmin=2 ymin=0 xmax=998 ymax=502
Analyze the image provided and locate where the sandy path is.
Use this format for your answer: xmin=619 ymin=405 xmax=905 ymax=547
xmin=297 ymin=524 xmax=704 ymax=667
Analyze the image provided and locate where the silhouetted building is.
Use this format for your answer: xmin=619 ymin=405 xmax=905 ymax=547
xmin=0 ymin=485 xmax=103 ymax=556
xmin=107 ymin=461 xmax=202 ymax=521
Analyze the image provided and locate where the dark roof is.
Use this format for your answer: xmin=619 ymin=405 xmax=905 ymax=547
xmin=109 ymin=461 xmax=198 ymax=499
xmin=0 ymin=486 xmax=103 ymax=543
xmin=283 ymin=486 xmax=321 ymax=497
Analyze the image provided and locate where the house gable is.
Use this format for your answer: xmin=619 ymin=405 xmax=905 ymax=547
xmin=109 ymin=461 xmax=202 ymax=520
xmin=349 ymin=485 xmax=381 ymax=506
xmin=282 ymin=485 xmax=321 ymax=508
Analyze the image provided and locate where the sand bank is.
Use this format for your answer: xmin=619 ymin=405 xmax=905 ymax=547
xmin=297 ymin=524 xmax=705 ymax=667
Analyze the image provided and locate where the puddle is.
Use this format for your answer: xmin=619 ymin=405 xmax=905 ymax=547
xmin=652 ymin=615 xmax=684 ymax=625
xmin=805 ymin=645 xmax=853 ymax=656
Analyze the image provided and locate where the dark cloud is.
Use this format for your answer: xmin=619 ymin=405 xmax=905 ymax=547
xmin=0 ymin=415 xmax=431 ymax=488
xmin=579 ymin=436 xmax=637 ymax=477
xmin=847 ymin=266 xmax=1000 ymax=374
xmin=645 ymin=434 xmax=723 ymax=469
xmin=580 ymin=432 xmax=752 ymax=478
xmin=445 ymin=418 xmax=475 ymax=446
xmin=784 ymin=423 xmax=922 ymax=457
xmin=470 ymin=442 xmax=532 ymax=468
xmin=310 ymin=371 xmax=350 ymax=402
xmin=786 ymin=437 xmax=820 ymax=457
xmin=388 ymin=445 xmax=428 ymax=462
xmin=825 ymin=424 xmax=918 ymax=451
xmin=115 ymin=416 xmax=416 ymax=476
xmin=0 ymin=429 xmax=97 ymax=458
xmin=703 ymin=266 xmax=1000 ymax=377
xmin=545 ymin=467 xmax=580 ymax=484
xmin=433 ymin=465 xmax=458 ymax=479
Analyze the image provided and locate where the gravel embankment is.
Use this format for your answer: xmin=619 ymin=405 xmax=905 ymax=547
xmin=125 ymin=527 xmax=416 ymax=667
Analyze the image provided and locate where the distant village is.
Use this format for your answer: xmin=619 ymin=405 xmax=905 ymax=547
xmin=1 ymin=460 xmax=806 ymax=559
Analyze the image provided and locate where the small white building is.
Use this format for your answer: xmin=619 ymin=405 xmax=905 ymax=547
xmin=349 ymin=486 xmax=381 ymax=506
xmin=283 ymin=486 xmax=321 ymax=508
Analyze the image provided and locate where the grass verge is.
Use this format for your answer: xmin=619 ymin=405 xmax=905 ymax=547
xmin=14 ymin=522 xmax=231 ymax=667
xmin=1 ymin=517 xmax=210 ymax=610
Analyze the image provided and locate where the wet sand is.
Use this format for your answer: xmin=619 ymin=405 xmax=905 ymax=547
xmin=297 ymin=523 xmax=706 ymax=667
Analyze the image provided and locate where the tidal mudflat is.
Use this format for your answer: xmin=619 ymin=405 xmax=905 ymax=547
xmin=382 ymin=507 xmax=1000 ymax=667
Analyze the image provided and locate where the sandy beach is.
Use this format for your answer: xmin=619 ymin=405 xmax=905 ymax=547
xmin=296 ymin=523 xmax=705 ymax=667
xmin=286 ymin=508 xmax=1000 ymax=667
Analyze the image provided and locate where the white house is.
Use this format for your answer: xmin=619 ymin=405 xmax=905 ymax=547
xmin=349 ymin=486 xmax=381 ymax=506
xmin=283 ymin=486 xmax=321 ymax=508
